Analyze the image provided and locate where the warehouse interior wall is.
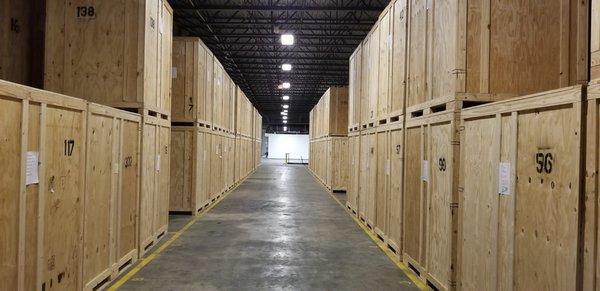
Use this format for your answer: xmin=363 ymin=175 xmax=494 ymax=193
xmin=266 ymin=133 xmax=309 ymax=160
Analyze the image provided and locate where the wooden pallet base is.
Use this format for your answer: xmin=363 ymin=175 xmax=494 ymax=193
xmin=140 ymin=227 xmax=168 ymax=257
xmin=117 ymin=106 xmax=170 ymax=121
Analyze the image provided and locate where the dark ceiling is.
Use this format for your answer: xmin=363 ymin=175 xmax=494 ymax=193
xmin=168 ymin=0 xmax=388 ymax=133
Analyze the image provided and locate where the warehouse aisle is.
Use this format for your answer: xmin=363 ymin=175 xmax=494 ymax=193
xmin=117 ymin=159 xmax=419 ymax=290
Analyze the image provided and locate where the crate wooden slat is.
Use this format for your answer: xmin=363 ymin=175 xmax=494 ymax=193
xmin=348 ymin=46 xmax=362 ymax=131
xmin=459 ymin=85 xmax=585 ymax=290
xmin=592 ymin=0 xmax=600 ymax=80
xmin=584 ymin=81 xmax=600 ymax=291
xmin=0 ymin=80 xmax=87 ymax=291
xmin=359 ymin=129 xmax=377 ymax=227
xmin=310 ymin=87 xmax=349 ymax=139
xmin=44 ymin=0 xmax=174 ymax=116
xmin=83 ymin=103 xmax=141 ymax=290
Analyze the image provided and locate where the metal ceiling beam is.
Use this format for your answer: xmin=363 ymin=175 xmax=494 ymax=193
xmin=173 ymin=5 xmax=386 ymax=12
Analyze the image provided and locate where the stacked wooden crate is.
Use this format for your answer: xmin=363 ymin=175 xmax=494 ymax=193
xmin=346 ymin=0 xmax=590 ymax=290
xmin=40 ymin=0 xmax=174 ymax=288
xmin=253 ymin=108 xmax=263 ymax=167
xmin=169 ymin=36 xmax=262 ymax=216
xmin=308 ymin=87 xmax=349 ymax=192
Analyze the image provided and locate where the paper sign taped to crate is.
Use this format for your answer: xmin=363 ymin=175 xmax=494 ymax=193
xmin=421 ymin=160 xmax=429 ymax=181
xmin=156 ymin=155 xmax=161 ymax=171
xmin=26 ymin=151 xmax=39 ymax=185
xmin=498 ymin=162 xmax=511 ymax=195
xmin=113 ymin=162 xmax=119 ymax=174
xmin=172 ymin=67 xmax=177 ymax=79
xmin=385 ymin=160 xmax=390 ymax=175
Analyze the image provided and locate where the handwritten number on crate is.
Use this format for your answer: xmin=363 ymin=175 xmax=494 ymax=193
xmin=438 ymin=157 xmax=446 ymax=172
xmin=535 ymin=152 xmax=553 ymax=174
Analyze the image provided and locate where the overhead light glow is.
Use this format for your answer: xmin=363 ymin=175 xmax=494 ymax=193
xmin=282 ymin=64 xmax=292 ymax=71
xmin=283 ymin=109 xmax=288 ymax=113
xmin=282 ymin=82 xmax=291 ymax=89
xmin=281 ymin=111 xmax=288 ymax=115
xmin=283 ymin=116 xmax=288 ymax=120
xmin=282 ymin=104 xmax=289 ymax=109
xmin=283 ymin=120 xmax=288 ymax=124
xmin=281 ymin=34 xmax=294 ymax=45
xmin=283 ymin=126 xmax=288 ymax=131
xmin=282 ymin=95 xmax=290 ymax=100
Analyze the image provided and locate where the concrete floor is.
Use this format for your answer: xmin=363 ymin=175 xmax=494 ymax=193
xmin=116 ymin=159 xmax=419 ymax=290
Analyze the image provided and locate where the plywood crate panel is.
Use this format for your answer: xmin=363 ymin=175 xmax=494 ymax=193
xmin=388 ymin=0 xmax=408 ymax=122
xmin=139 ymin=114 xmax=170 ymax=256
xmin=83 ymin=103 xmax=141 ymax=290
xmin=171 ymin=37 xmax=212 ymax=126
xmin=348 ymin=46 xmax=362 ymax=132
xmin=327 ymin=137 xmax=349 ymax=192
xmin=376 ymin=5 xmax=392 ymax=125
xmin=0 ymin=0 xmax=45 ymax=87
xmin=347 ymin=133 xmax=361 ymax=213
xmin=45 ymin=0 xmax=174 ymax=116
xmin=585 ymin=82 xmax=600 ymax=291
xmin=403 ymin=108 xmax=461 ymax=290
xmin=0 ymin=80 xmax=87 ymax=290
xmin=405 ymin=0 xmax=587 ymax=113
xmin=310 ymin=87 xmax=349 ymax=138
xmin=361 ymin=26 xmax=380 ymax=128
xmin=212 ymin=59 xmax=224 ymax=130
xmin=169 ymin=126 xmax=211 ymax=214
xmin=359 ymin=130 xmax=377 ymax=226
xmin=459 ymin=85 xmax=584 ymax=291
xmin=387 ymin=123 xmax=404 ymax=254
xmin=209 ymin=132 xmax=226 ymax=199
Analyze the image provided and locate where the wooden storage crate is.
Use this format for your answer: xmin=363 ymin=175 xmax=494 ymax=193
xmin=171 ymin=37 xmax=212 ymax=127
xmin=311 ymin=87 xmax=349 ymax=138
xmin=348 ymin=46 xmax=362 ymax=132
xmin=169 ymin=125 xmax=211 ymax=214
xmin=376 ymin=4 xmax=392 ymax=125
xmin=224 ymin=135 xmax=235 ymax=188
xmin=0 ymin=80 xmax=87 ymax=290
xmin=209 ymin=131 xmax=226 ymax=199
xmin=235 ymin=87 xmax=253 ymax=138
xmin=403 ymin=105 xmax=461 ymax=290
xmin=235 ymin=136 xmax=253 ymax=182
xmin=405 ymin=0 xmax=588 ymax=114
xmin=459 ymin=85 xmax=585 ymax=291
xmin=83 ymin=103 xmax=141 ymax=290
xmin=139 ymin=113 xmax=170 ymax=256
xmin=359 ymin=129 xmax=377 ymax=227
xmin=347 ymin=132 xmax=361 ymax=213
xmin=254 ymin=108 xmax=263 ymax=140
xmin=0 ymin=0 xmax=45 ymax=87
xmin=585 ymin=81 xmax=600 ymax=291
xmin=45 ymin=0 xmax=174 ymax=116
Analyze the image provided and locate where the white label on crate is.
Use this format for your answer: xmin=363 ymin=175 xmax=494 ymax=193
xmin=421 ymin=160 xmax=429 ymax=181
xmin=204 ymin=150 xmax=207 ymax=161
xmin=26 ymin=151 xmax=39 ymax=185
xmin=159 ymin=12 xmax=164 ymax=34
xmin=113 ymin=162 xmax=119 ymax=174
xmin=156 ymin=155 xmax=161 ymax=171
xmin=388 ymin=34 xmax=392 ymax=49
xmin=172 ymin=67 xmax=177 ymax=79
xmin=498 ymin=162 xmax=511 ymax=195
xmin=385 ymin=159 xmax=390 ymax=175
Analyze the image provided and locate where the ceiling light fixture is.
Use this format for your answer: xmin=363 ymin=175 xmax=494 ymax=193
xmin=283 ymin=126 xmax=288 ymax=131
xmin=283 ymin=120 xmax=288 ymax=124
xmin=282 ymin=96 xmax=290 ymax=100
xmin=282 ymin=104 xmax=289 ymax=109
xmin=281 ymin=34 xmax=294 ymax=45
xmin=282 ymin=64 xmax=292 ymax=71
xmin=282 ymin=82 xmax=290 ymax=89
xmin=283 ymin=116 xmax=288 ymax=120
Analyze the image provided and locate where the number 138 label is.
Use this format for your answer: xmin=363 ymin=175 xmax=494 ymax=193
xmin=76 ymin=6 xmax=96 ymax=19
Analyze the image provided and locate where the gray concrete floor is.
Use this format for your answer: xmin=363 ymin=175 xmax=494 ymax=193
xmin=116 ymin=159 xmax=418 ymax=290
